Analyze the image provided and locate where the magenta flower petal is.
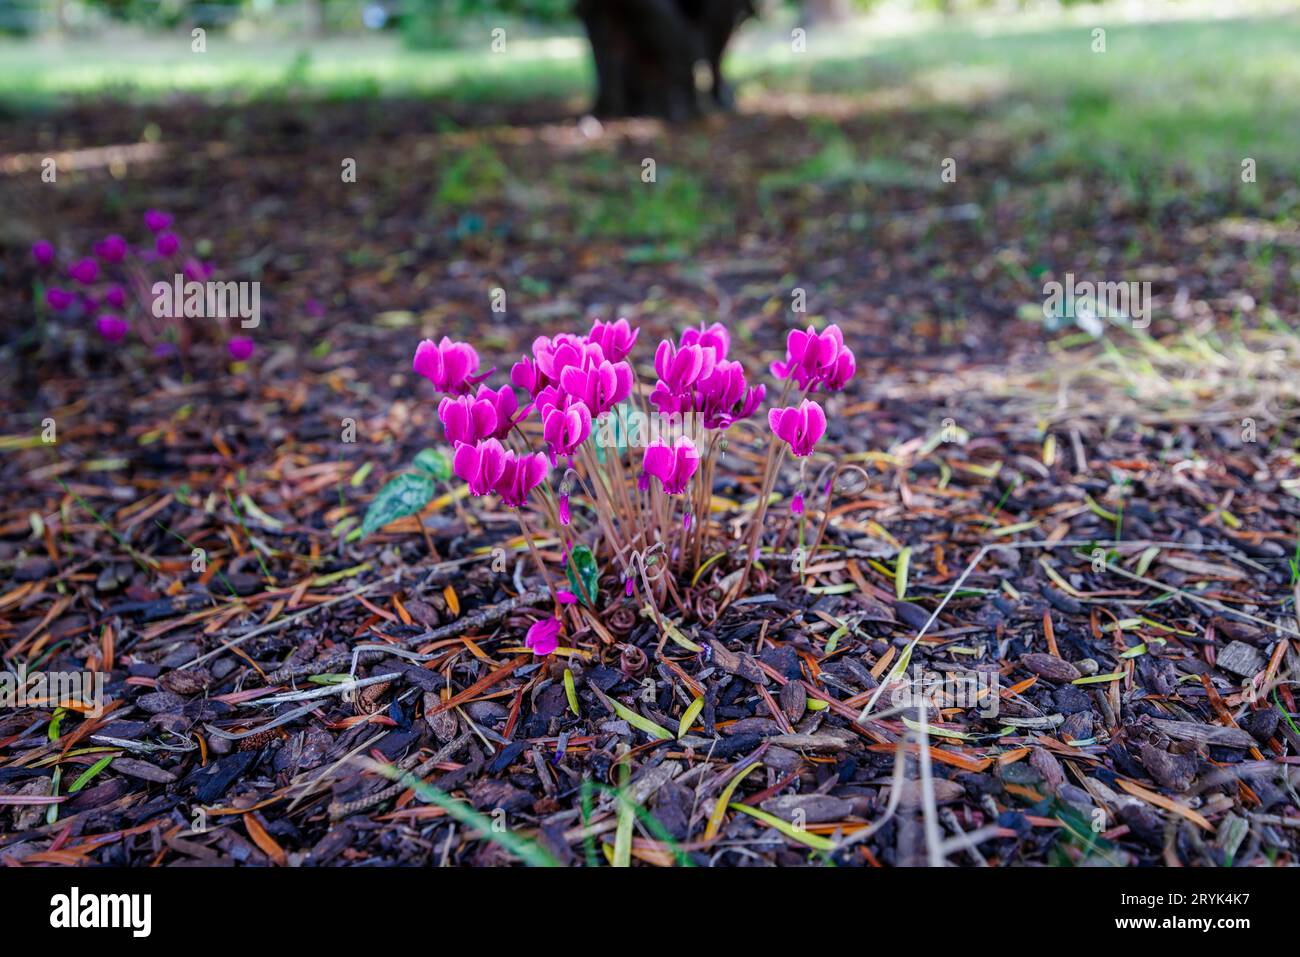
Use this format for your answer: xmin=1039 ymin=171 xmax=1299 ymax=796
xmin=476 ymin=384 xmax=519 ymax=440
xmin=68 ymin=258 xmax=99 ymax=285
xmin=143 ymin=209 xmax=173 ymax=233
xmin=155 ymin=232 xmax=180 ymax=256
xmin=769 ymin=399 xmax=826 ymax=457
xmin=525 ymin=617 xmax=561 ymax=656
xmin=414 ymin=337 xmax=483 ymax=394
xmin=587 ymin=317 xmax=640 ymax=362
xmin=93 ymin=234 xmax=129 ymax=264
xmin=45 ymin=287 xmax=75 ymax=311
xmin=95 ymin=314 xmax=130 ymax=343
xmin=642 ymin=438 xmax=700 ymax=495
xmin=453 ymin=438 xmax=507 ymax=496
xmin=438 ymin=393 xmax=498 ymax=445
xmin=227 ymin=336 xmax=255 ymax=361
xmin=32 ymin=241 xmax=54 ymax=266
xmin=494 ymin=450 xmax=548 ymax=507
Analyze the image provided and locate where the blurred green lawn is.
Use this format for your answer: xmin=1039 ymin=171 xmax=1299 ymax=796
xmin=2 ymin=7 xmax=1299 ymax=184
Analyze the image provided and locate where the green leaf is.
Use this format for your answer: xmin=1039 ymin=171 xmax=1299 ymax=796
xmin=903 ymin=717 xmax=974 ymax=740
xmin=373 ymin=762 xmax=558 ymax=867
xmin=361 ymin=472 xmax=437 ymax=537
xmin=48 ymin=707 xmax=66 ymax=743
xmin=69 ymin=755 xmax=115 ymax=794
xmin=728 ymin=802 xmax=835 ymax=851
xmin=563 ymin=669 xmax=580 ymax=717
xmin=895 ymin=547 xmax=911 ymax=600
xmin=705 ymin=762 xmax=762 ymax=841
xmin=565 ymin=545 xmax=600 ymax=608
xmin=412 ymin=448 xmax=452 ymax=481
xmin=644 ymin=607 xmax=702 ymax=652
xmin=1072 ymin=671 xmax=1126 ymax=685
xmin=824 ymin=623 xmax=848 ymax=655
xmin=593 ymin=688 xmax=672 ymax=740
xmin=678 ymin=697 xmax=704 ymax=739
xmin=613 ymin=762 xmax=634 ymax=868
xmin=47 ymin=766 xmax=62 ymax=827
xmin=349 ymin=461 xmax=374 ymax=488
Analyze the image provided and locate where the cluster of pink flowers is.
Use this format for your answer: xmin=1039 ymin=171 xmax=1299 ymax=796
xmin=770 ymin=324 xmax=855 ymax=392
xmin=763 ymin=323 xmax=854 ymax=460
xmin=648 ymin=322 xmax=765 ymax=430
xmin=411 ymin=318 xmax=855 ymax=655
xmin=510 ymin=320 xmax=638 ymax=463
xmin=414 ymin=337 xmax=550 ymax=509
xmin=31 ymin=211 xmax=253 ymax=360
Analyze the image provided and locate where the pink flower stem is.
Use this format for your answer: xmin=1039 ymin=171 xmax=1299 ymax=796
xmin=515 ymin=508 xmax=557 ymax=595
xmin=734 ymin=441 xmax=787 ymax=599
xmin=576 ymin=442 xmax=628 ymax=558
xmin=690 ymin=430 xmax=723 ymax=572
xmin=804 ymin=463 xmax=866 ymax=573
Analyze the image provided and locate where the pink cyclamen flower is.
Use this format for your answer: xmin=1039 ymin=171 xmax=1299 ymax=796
xmin=555 ymin=590 xmax=578 ymax=605
xmin=823 ymin=345 xmax=855 ymax=391
xmin=587 ymin=317 xmax=640 ymax=362
xmin=653 ymin=339 xmax=716 ymax=394
xmin=533 ymin=334 xmax=600 ymax=382
xmin=413 ymin=336 xmax=487 ymax=395
xmin=95 ymin=314 xmax=130 ymax=343
xmin=559 ymin=358 xmax=633 ymax=418
xmin=68 ymin=258 xmax=99 ymax=285
xmin=770 ymin=324 xmax=855 ymax=392
xmin=791 ymin=493 xmax=805 ymax=515
xmin=525 ymin=617 xmax=561 ymax=656
xmin=540 ymin=393 xmax=592 ymax=459
xmin=698 ymin=360 xmax=765 ymax=429
xmin=103 ymin=284 xmax=127 ymax=309
xmin=94 ymin=234 xmax=129 ymax=264
xmin=45 ymin=287 xmax=74 ymax=311
xmin=438 ymin=393 xmax=498 ymax=446
xmin=227 ymin=336 xmax=255 ymax=361
xmin=491 ymin=449 xmax=543 ymax=509
xmin=642 ymin=438 xmax=701 ymax=495
xmin=453 ymin=438 xmax=507 ymax=496
xmin=155 ymin=233 xmax=180 ymax=256
xmin=680 ymin=321 xmax=731 ymax=362
xmin=768 ymin=399 xmax=827 ymax=458
xmin=475 ymin=384 xmax=518 ymax=440
xmin=559 ymin=493 xmax=571 ymax=526
xmin=495 ymin=450 xmax=548 ymax=508
xmin=510 ymin=354 xmax=549 ymax=398
xmin=144 ymin=210 xmax=173 ymax=233
xmin=32 ymin=241 xmax=54 ymax=266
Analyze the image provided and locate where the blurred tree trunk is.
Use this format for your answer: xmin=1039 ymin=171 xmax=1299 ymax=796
xmin=575 ymin=0 xmax=754 ymax=121
xmin=304 ymin=0 xmax=325 ymax=37
xmin=803 ymin=0 xmax=852 ymax=22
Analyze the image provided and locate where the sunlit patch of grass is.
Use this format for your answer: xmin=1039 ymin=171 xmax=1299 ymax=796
xmin=435 ymin=143 xmax=511 ymax=207
xmin=739 ymin=11 xmax=1300 ymax=185
xmin=759 ymin=119 xmax=937 ymax=194
xmin=0 ymin=34 xmax=592 ymax=108
xmin=576 ymin=163 xmax=718 ymax=249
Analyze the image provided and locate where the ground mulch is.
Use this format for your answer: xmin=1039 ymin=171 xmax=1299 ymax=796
xmin=2 ymin=94 xmax=1298 ymax=867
